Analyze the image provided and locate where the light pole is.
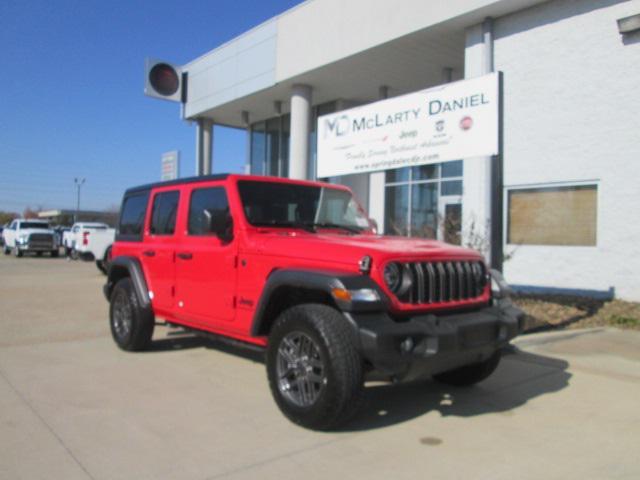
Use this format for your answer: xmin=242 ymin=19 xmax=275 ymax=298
xmin=74 ymin=178 xmax=85 ymax=223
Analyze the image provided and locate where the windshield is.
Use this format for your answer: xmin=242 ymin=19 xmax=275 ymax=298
xmin=237 ymin=181 xmax=371 ymax=233
xmin=20 ymin=222 xmax=49 ymax=229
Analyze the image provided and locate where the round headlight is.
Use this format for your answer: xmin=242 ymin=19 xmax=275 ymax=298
xmin=383 ymin=262 xmax=402 ymax=292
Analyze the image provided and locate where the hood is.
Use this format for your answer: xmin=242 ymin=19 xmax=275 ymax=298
xmin=245 ymin=230 xmax=484 ymax=268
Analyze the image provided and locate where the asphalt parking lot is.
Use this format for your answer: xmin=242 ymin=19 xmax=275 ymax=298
xmin=1 ymin=255 xmax=639 ymax=480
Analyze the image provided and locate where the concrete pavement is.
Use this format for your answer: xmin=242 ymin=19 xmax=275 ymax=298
xmin=0 ymin=255 xmax=638 ymax=479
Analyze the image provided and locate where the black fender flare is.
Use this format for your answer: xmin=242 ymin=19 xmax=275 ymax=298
xmin=250 ymin=269 xmax=387 ymax=337
xmin=103 ymin=256 xmax=151 ymax=308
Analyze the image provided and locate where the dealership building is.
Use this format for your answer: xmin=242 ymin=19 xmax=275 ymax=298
xmin=151 ymin=0 xmax=640 ymax=301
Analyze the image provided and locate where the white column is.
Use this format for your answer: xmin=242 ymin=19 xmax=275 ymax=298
xmin=288 ymin=84 xmax=312 ymax=180
xmin=196 ymin=118 xmax=213 ymax=176
xmin=462 ymin=19 xmax=495 ymax=263
xmin=368 ymin=85 xmax=391 ymax=233
xmin=242 ymin=111 xmax=251 ymax=174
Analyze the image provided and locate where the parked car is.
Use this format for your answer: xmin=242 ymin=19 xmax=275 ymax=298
xmin=104 ymin=174 xmax=524 ymax=430
xmin=2 ymin=219 xmax=59 ymax=257
xmin=53 ymin=226 xmax=70 ymax=248
xmin=82 ymin=227 xmax=115 ymax=274
xmin=64 ymin=222 xmax=110 ymax=258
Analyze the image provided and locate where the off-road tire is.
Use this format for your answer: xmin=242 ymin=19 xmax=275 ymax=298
xmin=433 ymin=350 xmax=502 ymax=386
xmin=109 ymin=277 xmax=154 ymax=351
xmin=266 ymin=303 xmax=364 ymax=431
xmin=96 ymin=260 xmax=106 ymax=274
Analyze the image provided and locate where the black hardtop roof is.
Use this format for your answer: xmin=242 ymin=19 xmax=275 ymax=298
xmin=124 ymin=174 xmax=229 ymax=195
xmin=122 ymin=174 xmax=340 ymax=196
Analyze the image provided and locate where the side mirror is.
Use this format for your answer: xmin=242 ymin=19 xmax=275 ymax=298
xmin=204 ymin=209 xmax=234 ymax=242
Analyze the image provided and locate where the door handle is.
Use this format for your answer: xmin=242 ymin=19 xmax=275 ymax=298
xmin=177 ymin=252 xmax=193 ymax=260
xmin=142 ymin=250 xmax=155 ymax=257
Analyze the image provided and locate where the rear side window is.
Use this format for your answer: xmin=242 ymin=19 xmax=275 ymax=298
xmin=118 ymin=192 xmax=149 ymax=241
xmin=150 ymin=191 xmax=180 ymax=235
xmin=188 ymin=187 xmax=229 ymax=235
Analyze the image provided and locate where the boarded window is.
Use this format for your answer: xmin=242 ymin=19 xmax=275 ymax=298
xmin=508 ymin=185 xmax=597 ymax=246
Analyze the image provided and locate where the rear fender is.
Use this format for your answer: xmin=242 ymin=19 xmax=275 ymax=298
xmin=103 ymin=256 xmax=150 ymax=308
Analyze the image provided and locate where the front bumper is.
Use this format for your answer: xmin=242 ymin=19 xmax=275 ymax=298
xmin=346 ymin=298 xmax=525 ymax=381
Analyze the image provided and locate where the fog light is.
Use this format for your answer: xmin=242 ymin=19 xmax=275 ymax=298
xmin=400 ymin=337 xmax=414 ymax=354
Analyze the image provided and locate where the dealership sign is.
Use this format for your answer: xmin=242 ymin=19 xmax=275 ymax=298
xmin=317 ymin=73 xmax=500 ymax=178
xmin=161 ymin=150 xmax=180 ymax=181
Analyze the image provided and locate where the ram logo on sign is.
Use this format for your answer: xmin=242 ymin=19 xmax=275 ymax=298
xmin=317 ymin=73 xmax=500 ymax=178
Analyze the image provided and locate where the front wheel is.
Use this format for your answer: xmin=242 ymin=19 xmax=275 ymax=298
xmin=109 ymin=278 xmax=154 ymax=351
xmin=13 ymin=246 xmax=22 ymax=258
xmin=433 ymin=351 xmax=502 ymax=386
xmin=266 ymin=304 xmax=364 ymax=431
xmin=3 ymin=246 xmax=9 ymax=255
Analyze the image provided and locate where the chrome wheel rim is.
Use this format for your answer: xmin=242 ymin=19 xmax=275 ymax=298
xmin=112 ymin=291 xmax=133 ymax=340
xmin=276 ymin=331 xmax=327 ymax=407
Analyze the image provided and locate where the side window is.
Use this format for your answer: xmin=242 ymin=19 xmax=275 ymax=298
xmin=188 ymin=187 xmax=229 ymax=236
xmin=150 ymin=191 xmax=180 ymax=235
xmin=118 ymin=192 xmax=149 ymax=240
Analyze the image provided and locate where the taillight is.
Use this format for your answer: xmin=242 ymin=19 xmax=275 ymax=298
xmin=82 ymin=231 xmax=90 ymax=245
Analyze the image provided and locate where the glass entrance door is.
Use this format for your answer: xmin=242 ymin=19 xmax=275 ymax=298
xmin=383 ymin=161 xmax=463 ymax=242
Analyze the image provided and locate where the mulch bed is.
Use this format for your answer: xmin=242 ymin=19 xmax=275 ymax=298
xmin=512 ymin=294 xmax=640 ymax=333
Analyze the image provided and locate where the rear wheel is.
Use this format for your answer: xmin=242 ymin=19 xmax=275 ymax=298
xmin=51 ymin=250 xmax=59 ymax=258
xmin=266 ymin=304 xmax=364 ymax=430
xmin=109 ymin=278 xmax=154 ymax=351
xmin=433 ymin=351 xmax=502 ymax=386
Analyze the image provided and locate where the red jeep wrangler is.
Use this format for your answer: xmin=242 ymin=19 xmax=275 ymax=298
xmin=104 ymin=174 xmax=523 ymax=430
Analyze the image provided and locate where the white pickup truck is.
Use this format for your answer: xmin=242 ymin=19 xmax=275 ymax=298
xmin=2 ymin=219 xmax=59 ymax=257
xmin=65 ymin=222 xmax=115 ymax=274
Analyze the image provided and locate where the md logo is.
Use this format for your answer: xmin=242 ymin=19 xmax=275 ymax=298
xmin=324 ymin=115 xmax=350 ymax=138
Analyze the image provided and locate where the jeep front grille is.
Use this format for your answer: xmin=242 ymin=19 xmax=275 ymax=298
xmin=398 ymin=260 xmax=488 ymax=304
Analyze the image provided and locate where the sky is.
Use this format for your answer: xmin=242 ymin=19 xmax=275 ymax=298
xmin=0 ymin=0 xmax=304 ymax=214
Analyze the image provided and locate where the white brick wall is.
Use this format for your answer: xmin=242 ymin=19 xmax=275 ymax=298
xmin=494 ymin=0 xmax=640 ymax=300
